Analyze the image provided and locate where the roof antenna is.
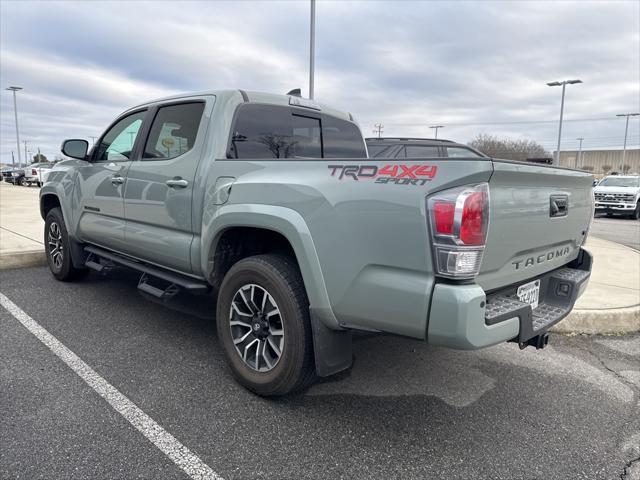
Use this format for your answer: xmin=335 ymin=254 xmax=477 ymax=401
xmin=287 ymin=88 xmax=302 ymax=97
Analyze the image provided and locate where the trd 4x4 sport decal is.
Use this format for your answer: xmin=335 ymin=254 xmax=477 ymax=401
xmin=328 ymin=164 xmax=437 ymax=185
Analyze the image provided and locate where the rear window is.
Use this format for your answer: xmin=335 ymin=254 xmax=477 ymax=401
xmin=229 ymin=104 xmax=365 ymax=159
xmin=323 ymin=116 xmax=366 ymax=158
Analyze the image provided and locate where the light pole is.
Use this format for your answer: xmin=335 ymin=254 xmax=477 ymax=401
xmin=576 ymin=137 xmax=584 ymax=169
xmin=429 ymin=125 xmax=444 ymax=139
xmin=547 ymin=79 xmax=582 ymax=165
xmin=309 ymin=0 xmax=316 ymax=99
xmin=616 ymin=113 xmax=639 ymax=170
xmin=373 ymin=123 xmax=384 ymax=139
xmin=6 ymin=86 xmax=23 ymax=167
xmin=24 ymin=140 xmax=28 ymax=168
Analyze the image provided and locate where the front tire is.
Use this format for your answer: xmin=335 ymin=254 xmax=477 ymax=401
xmin=44 ymin=207 xmax=89 ymax=281
xmin=632 ymin=203 xmax=640 ymax=220
xmin=216 ymin=254 xmax=315 ymax=396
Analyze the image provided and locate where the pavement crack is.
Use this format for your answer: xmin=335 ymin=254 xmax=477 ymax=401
xmin=577 ymin=342 xmax=640 ymax=480
xmin=620 ymin=455 xmax=640 ymax=480
xmin=580 ymin=342 xmax=639 ymax=396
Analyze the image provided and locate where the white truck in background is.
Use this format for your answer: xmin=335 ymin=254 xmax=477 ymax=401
xmin=594 ymin=175 xmax=640 ymax=219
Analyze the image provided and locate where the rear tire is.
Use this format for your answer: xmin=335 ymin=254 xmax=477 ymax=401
xmin=216 ymin=254 xmax=315 ymax=396
xmin=44 ymin=207 xmax=89 ymax=281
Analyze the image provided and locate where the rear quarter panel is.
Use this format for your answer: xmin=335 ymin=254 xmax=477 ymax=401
xmin=204 ymin=158 xmax=493 ymax=338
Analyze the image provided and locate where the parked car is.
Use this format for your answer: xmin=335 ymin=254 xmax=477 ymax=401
xmin=0 ymin=167 xmax=13 ymax=182
xmin=3 ymin=168 xmax=26 ymax=185
xmin=594 ymin=175 xmax=640 ymax=219
xmin=366 ymin=137 xmax=487 ymax=158
xmin=24 ymin=162 xmax=54 ymax=187
xmin=40 ymin=89 xmax=593 ymax=396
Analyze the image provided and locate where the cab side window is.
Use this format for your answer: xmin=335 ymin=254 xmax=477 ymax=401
xmin=230 ymin=104 xmax=295 ymax=159
xmin=143 ymin=102 xmax=205 ymax=160
xmin=95 ymin=110 xmax=146 ymax=162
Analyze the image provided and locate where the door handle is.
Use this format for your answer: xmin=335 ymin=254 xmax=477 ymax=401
xmin=166 ymin=178 xmax=189 ymax=188
xmin=111 ymin=175 xmax=125 ymax=185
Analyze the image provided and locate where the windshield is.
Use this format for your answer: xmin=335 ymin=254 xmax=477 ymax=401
xmin=598 ymin=177 xmax=639 ymax=187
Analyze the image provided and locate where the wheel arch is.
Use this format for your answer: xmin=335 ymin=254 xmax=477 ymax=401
xmin=40 ymin=193 xmax=61 ymax=220
xmin=203 ymin=204 xmax=339 ymax=330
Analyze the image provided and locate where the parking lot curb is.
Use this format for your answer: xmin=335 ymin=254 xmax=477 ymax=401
xmin=0 ymin=250 xmax=47 ymax=270
xmin=553 ymin=305 xmax=640 ymax=335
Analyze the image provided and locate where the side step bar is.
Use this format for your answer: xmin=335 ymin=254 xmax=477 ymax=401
xmin=84 ymin=246 xmax=210 ymax=297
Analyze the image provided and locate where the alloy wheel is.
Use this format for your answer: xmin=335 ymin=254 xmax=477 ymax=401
xmin=47 ymin=221 xmax=64 ymax=269
xmin=229 ymin=283 xmax=284 ymax=372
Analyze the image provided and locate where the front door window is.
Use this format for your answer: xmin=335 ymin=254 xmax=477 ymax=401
xmin=95 ymin=111 xmax=146 ymax=162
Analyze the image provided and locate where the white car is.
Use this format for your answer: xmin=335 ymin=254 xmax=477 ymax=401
xmin=24 ymin=163 xmax=53 ymax=187
xmin=594 ymin=175 xmax=640 ymax=219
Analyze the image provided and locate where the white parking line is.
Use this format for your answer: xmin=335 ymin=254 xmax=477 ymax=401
xmin=0 ymin=292 xmax=223 ymax=480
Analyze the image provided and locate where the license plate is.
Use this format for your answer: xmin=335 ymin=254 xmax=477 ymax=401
xmin=517 ymin=279 xmax=540 ymax=310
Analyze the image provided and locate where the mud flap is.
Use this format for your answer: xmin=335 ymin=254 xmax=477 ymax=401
xmin=310 ymin=309 xmax=353 ymax=377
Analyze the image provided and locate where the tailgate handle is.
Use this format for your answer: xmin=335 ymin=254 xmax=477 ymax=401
xmin=550 ymin=195 xmax=568 ymax=217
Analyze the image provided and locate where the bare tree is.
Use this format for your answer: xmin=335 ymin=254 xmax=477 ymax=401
xmin=602 ymin=164 xmax=612 ymax=174
xmin=622 ymin=164 xmax=631 ymax=174
xmin=468 ymin=134 xmax=550 ymax=161
xmin=580 ymin=165 xmax=594 ymax=172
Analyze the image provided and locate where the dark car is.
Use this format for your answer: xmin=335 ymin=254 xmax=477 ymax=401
xmin=366 ymin=137 xmax=486 ymax=159
xmin=1 ymin=167 xmax=13 ymax=182
xmin=2 ymin=168 xmax=26 ymax=185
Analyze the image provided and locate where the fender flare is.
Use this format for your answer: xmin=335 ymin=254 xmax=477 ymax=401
xmin=202 ymin=204 xmax=352 ymax=377
xmin=39 ymin=186 xmax=86 ymax=268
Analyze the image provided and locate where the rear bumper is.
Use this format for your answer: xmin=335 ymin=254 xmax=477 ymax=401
xmin=427 ymin=248 xmax=592 ymax=350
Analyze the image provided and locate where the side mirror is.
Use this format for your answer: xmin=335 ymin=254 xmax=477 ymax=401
xmin=61 ymin=139 xmax=89 ymax=160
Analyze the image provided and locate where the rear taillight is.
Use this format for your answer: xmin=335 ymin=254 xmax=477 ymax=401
xmin=32 ymin=169 xmax=37 ymax=175
xmin=427 ymin=183 xmax=489 ymax=279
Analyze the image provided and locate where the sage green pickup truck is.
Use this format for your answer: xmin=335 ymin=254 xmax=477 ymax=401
xmin=40 ymin=90 xmax=594 ymax=396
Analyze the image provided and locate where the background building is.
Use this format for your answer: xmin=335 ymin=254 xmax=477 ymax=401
xmin=557 ymin=149 xmax=639 ymax=175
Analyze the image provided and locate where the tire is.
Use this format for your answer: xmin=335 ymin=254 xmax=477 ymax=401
xmin=632 ymin=203 xmax=640 ymax=220
xmin=19 ymin=177 xmax=26 ymax=186
xmin=216 ymin=254 xmax=315 ymax=396
xmin=44 ymin=207 xmax=89 ymax=281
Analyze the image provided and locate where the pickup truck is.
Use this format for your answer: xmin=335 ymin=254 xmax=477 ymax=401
xmin=24 ymin=162 xmax=54 ymax=187
xmin=40 ymin=90 xmax=594 ymax=396
xmin=593 ymin=175 xmax=640 ymax=219
xmin=366 ymin=137 xmax=486 ymax=159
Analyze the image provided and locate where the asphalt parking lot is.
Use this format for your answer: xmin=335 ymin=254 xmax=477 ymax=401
xmin=1 ymin=266 xmax=639 ymax=480
xmin=592 ymin=215 xmax=640 ymax=250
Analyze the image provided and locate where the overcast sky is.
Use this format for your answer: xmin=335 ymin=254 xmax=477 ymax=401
xmin=1 ymin=0 xmax=638 ymax=164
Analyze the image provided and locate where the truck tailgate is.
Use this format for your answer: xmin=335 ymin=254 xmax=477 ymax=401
xmin=477 ymin=160 xmax=593 ymax=292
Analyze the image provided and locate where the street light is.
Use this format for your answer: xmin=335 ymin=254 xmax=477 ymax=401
xmin=309 ymin=0 xmax=316 ymax=99
xmin=616 ymin=113 xmax=639 ymax=170
xmin=576 ymin=137 xmax=584 ymax=169
xmin=6 ymin=86 xmax=23 ymax=167
xmin=547 ymin=79 xmax=582 ymax=165
xmin=429 ymin=125 xmax=444 ymax=139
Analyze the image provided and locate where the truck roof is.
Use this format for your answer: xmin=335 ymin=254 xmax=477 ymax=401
xmin=365 ymin=137 xmax=457 ymax=145
xmin=125 ymin=89 xmax=354 ymax=122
